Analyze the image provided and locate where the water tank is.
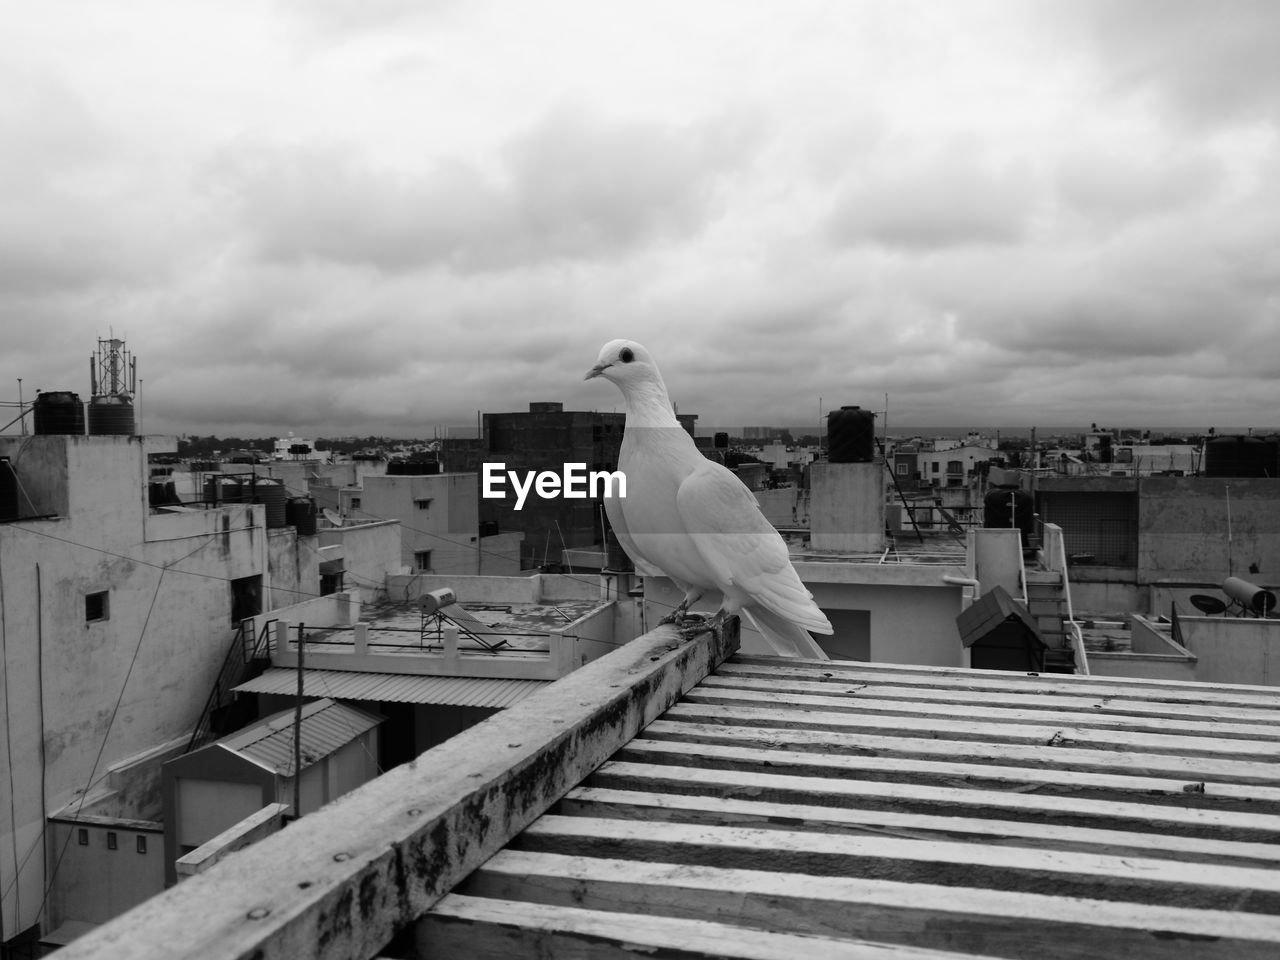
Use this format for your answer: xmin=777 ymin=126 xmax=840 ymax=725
xmin=204 ymin=478 xmax=244 ymax=504
xmin=714 ymin=432 xmax=729 ymax=449
xmin=253 ymin=480 xmax=289 ymax=528
xmin=0 ymin=459 xmax=18 ymax=521
xmin=148 ymin=481 xmax=181 ymax=507
xmin=605 ymin=530 xmax=634 ymax=572
xmin=286 ymin=497 xmax=317 ymax=535
xmin=984 ymin=486 xmax=1036 ymax=547
xmin=1205 ymin=435 xmax=1279 ymax=478
xmin=388 ymin=460 xmax=441 ymax=475
xmin=827 ymin=406 xmax=876 ymax=463
xmin=33 ymin=391 xmax=85 ymax=435
xmin=87 ymin=397 xmax=135 ymax=436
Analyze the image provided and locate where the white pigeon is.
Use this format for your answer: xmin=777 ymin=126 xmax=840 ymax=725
xmin=585 ymin=338 xmax=832 ymax=658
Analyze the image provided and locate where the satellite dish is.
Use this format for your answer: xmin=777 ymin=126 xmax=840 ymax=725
xmin=322 ymin=507 xmax=343 ymax=527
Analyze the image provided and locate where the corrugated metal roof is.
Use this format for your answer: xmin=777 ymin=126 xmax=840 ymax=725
xmin=233 ymin=668 xmax=549 ymax=709
xmin=218 ymin=698 xmax=382 ymax=777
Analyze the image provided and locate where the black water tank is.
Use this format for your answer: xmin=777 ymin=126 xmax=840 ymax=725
xmin=605 ymin=530 xmax=634 ymax=572
xmin=984 ymin=486 xmax=1036 ymax=547
xmin=253 ymin=480 xmax=289 ymax=528
xmin=286 ymin=497 xmax=317 ymax=535
xmin=204 ymin=478 xmax=244 ymax=503
xmin=827 ymin=406 xmax=876 ymax=463
xmin=87 ymin=397 xmax=134 ymax=436
xmin=0 ymin=459 xmax=18 ymax=521
xmin=714 ymin=432 xmax=729 ymax=449
xmin=1205 ymin=435 xmax=1279 ymax=478
xmin=148 ymin=481 xmax=181 ymax=507
xmin=33 ymin=391 xmax=85 ymax=435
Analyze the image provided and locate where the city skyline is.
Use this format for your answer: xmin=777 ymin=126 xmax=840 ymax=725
xmin=3 ymin=2 xmax=1279 ymax=437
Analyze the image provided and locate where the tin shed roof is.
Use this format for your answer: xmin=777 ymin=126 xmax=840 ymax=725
xmin=234 ymin=668 xmax=549 ymax=709
xmin=218 ymin=697 xmax=382 ymax=777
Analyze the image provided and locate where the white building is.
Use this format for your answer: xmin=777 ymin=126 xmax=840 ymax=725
xmin=0 ymin=432 xmax=321 ymax=947
xmin=339 ymin=471 xmax=522 ymax=576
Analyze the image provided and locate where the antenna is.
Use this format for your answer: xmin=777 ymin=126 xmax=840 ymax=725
xmin=91 ymin=337 xmax=136 ymax=400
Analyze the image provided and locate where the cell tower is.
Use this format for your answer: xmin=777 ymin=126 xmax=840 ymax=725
xmin=88 ymin=337 xmax=138 ymax=435
xmin=91 ymin=337 xmax=136 ymax=400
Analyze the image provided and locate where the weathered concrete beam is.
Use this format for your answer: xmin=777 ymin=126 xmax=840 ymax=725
xmin=54 ymin=619 xmax=739 ymax=960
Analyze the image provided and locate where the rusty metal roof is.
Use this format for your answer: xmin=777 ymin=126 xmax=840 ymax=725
xmin=218 ymin=698 xmax=381 ymax=777
xmin=234 ymin=668 xmax=549 ymax=709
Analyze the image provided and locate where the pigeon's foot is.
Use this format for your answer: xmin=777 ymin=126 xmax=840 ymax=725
xmin=657 ymin=600 xmax=690 ymax=626
xmin=677 ymin=610 xmax=727 ymax=640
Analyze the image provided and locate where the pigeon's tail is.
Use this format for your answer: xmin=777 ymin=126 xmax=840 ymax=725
xmin=742 ymin=605 xmax=830 ymax=660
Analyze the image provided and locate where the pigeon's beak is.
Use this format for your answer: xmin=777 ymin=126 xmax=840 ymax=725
xmin=584 ymin=361 xmax=611 ymax=380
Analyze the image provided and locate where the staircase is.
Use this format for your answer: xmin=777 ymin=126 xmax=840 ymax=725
xmin=186 ymin=619 xmax=276 ymax=753
xmin=1024 ymin=569 xmax=1076 ymax=673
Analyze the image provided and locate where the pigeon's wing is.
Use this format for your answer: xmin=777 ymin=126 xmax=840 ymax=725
xmin=604 ymin=486 xmax=665 ymax=578
xmin=675 ymin=460 xmax=832 ymax=634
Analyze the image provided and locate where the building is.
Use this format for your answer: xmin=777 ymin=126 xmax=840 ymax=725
xmin=479 ymin=402 xmax=625 ymax=568
xmin=0 ymin=430 xmax=323 ymax=952
xmin=336 ymin=468 xmax=522 ymax=577
xmin=1032 ymin=474 xmax=1280 ymax=615
xmin=914 ymin=443 xmax=1000 ymax=488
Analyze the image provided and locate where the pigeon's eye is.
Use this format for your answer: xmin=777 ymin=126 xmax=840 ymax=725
xmin=619 ymin=347 xmax=635 ymax=363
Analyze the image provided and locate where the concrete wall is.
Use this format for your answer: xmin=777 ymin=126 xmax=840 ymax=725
xmin=1138 ymin=477 xmax=1280 ymax=583
xmin=809 ymin=461 xmax=885 ymax=552
xmin=1067 ymin=568 xmax=1147 ymax=615
xmin=1086 ymin=616 xmax=1198 ymax=682
xmin=266 ymin=527 xmax=321 ymax=610
xmin=318 ymin=519 xmax=402 ymax=603
xmin=1176 ymin=615 xmax=1280 ymax=686
xmin=174 ymin=803 xmax=288 ymax=881
xmin=46 ymin=818 xmax=165 ymax=926
xmin=477 ymin=532 xmax=523 ymax=576
xmin=351 ymin=474 xmax=480 ymax=575
xmin=755 ymin=487 xmax=804 ymax=528
xmin=0 ymin=435 xmax=317 ymax=938
xmin=644 ymin=566 xmax=967 ymax=667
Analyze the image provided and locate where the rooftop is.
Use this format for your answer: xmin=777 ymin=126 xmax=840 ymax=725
xmin=57 ymin=620 xmax=1280 ymax=959
xmin=298 ymin=595 xmax=604 ymax=656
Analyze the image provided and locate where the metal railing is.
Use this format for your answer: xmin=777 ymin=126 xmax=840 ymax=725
xmin=185 ymin=618 xmax=279 ymax=753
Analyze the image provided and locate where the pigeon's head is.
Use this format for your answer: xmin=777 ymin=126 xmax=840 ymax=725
xmin=584 ymin=339 xmax=659 ymax=386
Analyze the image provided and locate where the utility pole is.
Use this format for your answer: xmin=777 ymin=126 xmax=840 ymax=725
xmin=293 ymin=623 xmax=305 ymax=818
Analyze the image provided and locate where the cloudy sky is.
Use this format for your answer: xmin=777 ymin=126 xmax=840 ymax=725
xmin=3 ymin=1 xmax=1279 ymax=437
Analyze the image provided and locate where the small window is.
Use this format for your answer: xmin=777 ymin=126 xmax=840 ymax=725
xmin=414 ymin=498 xmax=432 ymax=510
xmin=136 ymin=835 xmax=147 ymax=854
xmin=350 ymin=497 xmax=361 ymax=510
xmin=85 ymin=591 xmax=109 ymax=623
xmin=77 ymin=829 xmax=89 ymax=846
xmin=414 ymin=550 xmax=432 ymax=572
xmin=107 ymin=832 xmax=117 ymax=850
xmin=895 ymin=463 xmax=908 ymax=475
